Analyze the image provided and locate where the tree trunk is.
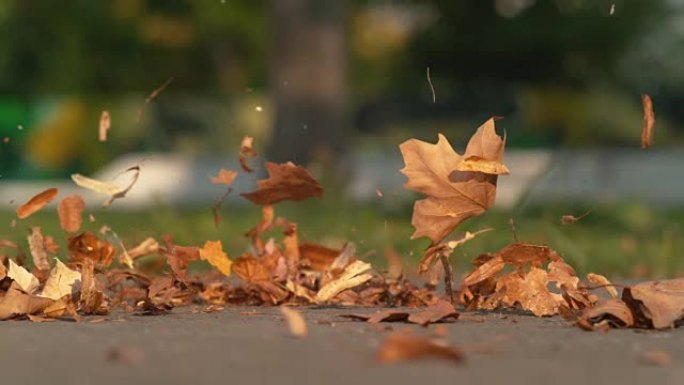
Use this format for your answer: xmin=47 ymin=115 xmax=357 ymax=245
xmin=269 ymin=0 xmax=349 ymax=168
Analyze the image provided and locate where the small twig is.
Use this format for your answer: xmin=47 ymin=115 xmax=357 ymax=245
xmin=137 ymin=77 xmax=174 ymax=123
xmin=426 ymin=67 xmax=436 ymax=103
xmin=440 ymin=252 xmax=454 ymax=304
xmin=509 ymin=218 xmax=519 ymax=243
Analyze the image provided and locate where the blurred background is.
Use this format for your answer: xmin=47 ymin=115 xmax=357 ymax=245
xmin=1 ymin=0 xmax=683 ymax=277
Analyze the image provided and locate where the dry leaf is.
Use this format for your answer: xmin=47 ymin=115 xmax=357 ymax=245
xmin=578 ymin=299 xmax=634 ymax=330
xmin=127 ymin=237 xmax=159 ymax=260
xmin=99 ymin=110 xmax=111 ymax=142
xmin=0 ymin=282 xmax=54 ymax=320
xmin=79 ymin=258 xmax=107 ymax=314
xmin=399 ymin=118 xmax=507 ymax=243
xmin=211 ymin=168 xmax=238 ymax=185
xmin=57 ymin=195 xmax=85 ymax=233
xmin=316 ymin=260 xmax=373 ymax=303
xmin=586 ymin=273 xmax=618 ymax=298
xmin=280 ymin=306 xmax=308 ymax=337
xmin=299 ymin=243 xmax=341 ymax=272
xmin=454 ymin=156 xmax=510 ymax=175
xmin=27 ymin=227 xmax=50 ymax=271
xmin=199 ymin=240 xmax=232 ymax=276
xmin=71 ymin=166 xmax=140 ymax=207
xmin=232 ymin=256 xmax=271 ymax=283
xmin=241 ymin=162 xmax=323 ymax=206
xmin=561 ymin=210 xmax=591 ymax=225
xmin=420 ymin=228 xmax=493 ymax=274
xmin=39 ymin=259 xmax=82 ymax=300
xmin=641 ymin=94 xmax=655 ymax=149
xmin=623 ymin=278 xmax=684 ymax=329
xmin=137 ymin=77 xmax=173 ymax=122
xmin=239 ymin=136 xmax=256 ymax=172
xmin=640 ymin=351 xmax=672 ymax=367
xmin=462 ymin=255 xmax=505 ymax=287
xmin=16 ymin=188 xmax=58 ymax=219
xmin=376 ymin=332 xmax=464 ymax=364
xmin=7 ymin=259 xmax=40 ymax=294
xmin=68 ymin=232 xmax=117 ymax=268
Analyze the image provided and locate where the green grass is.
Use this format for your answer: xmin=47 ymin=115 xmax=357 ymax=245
xmin=2 ymin=200 xmax=683 ymax=278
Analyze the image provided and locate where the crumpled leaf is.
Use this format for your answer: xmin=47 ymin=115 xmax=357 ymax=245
xmin=419 ymin=228 xmax=493 ymax=274
xmin=199 ymin=240 xmax=232 ymax=276
xmin=127 ymin=237 xmax=159 ymax=261
xmin=16 ymin=188 xmax=58 ymax=219
xmin=399 ymin=118 xmax=507 ymax=243
xmin=211 ymin=168 xmax=238 ymax=185
xmin=0 ymin=282 xmax=54 ymax=320
xmin=68 ymin=232 xmax=117 ymax=268
xmin=27 ymin=227 xmax=50 ymax=272
xmin=376 ymin=332 xmax=464 ymax=364
xmin=342 ymin=300 xmax=458 ymax=326
xmin=7 ymin=259 xmax=40 ymax=294
xmin=578 ymin=298 xmax=634 ymax=330
xmin=641 ymin=94 xmax=655 ymax=149
xmin=623 ymin=278 xmax=684 ymax=329
xmin=586 ymin=273 xmax=618 ymax=298
xmin=316 ymin=260 xmax=373 ymax=303
xmin=71 ymin=166 xmax=140 ymax=207
xmin=280 ymin=306 xmax=307 ymax=337
xmin=499 ymin=267 xmax=562 ymax=317
xmin=79 ymin=258 xmax=108 ymax=315
xmin=241 ymin=162 xmax=323 ymax=206
xmin=239 ymin=135 xmax=256 ymax=172
xmin=39 ymin=259 xmax=82 ymax=300
xmin=232 ymin=256 xmax=271 ymax=283
xmin=57 ymin=195 xmax=85 ymax=233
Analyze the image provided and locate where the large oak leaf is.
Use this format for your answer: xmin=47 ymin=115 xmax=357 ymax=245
xmin=399 ymin=118 xmax=508 ymax=243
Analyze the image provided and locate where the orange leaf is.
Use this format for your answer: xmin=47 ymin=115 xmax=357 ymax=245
xmin=67 ymin=232 xmax=116 ymax=268
xmin=199 ymin=240 xmax=232 ymax=276
xmin=239 ymin=136 xmax=256 ymax=172
xmin=57 ymin=195 xmax=85 ymax=233
xmin=376 ymin=332 xmax=464 ymax=364
xmin=241 ymin=162 xmax=323 ymax=206
xmin=399 ymin=118 xmax=507 ymax=243
xmin=211 ymin=168 xmax=238 ymax=185
xmin=16 ymin=188 xmax=58 ymax=219
xmin=99 ymin=110 xmax=111 ymax=142
xmin=641 ymin=94 xmax=655 ymax=149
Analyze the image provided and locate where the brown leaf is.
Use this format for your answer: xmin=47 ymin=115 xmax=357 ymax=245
xmin=499 ymin=268 xmax=563 ymax=317
xmin=127 ymin=237 xmax=159 ymax=260
xmin=280 ymin=306 xmax=308 ymax=337
xmin=16 ymin=188 xmax=58 ymax=219
xmin=419 ymin=228 xmax=493 ymax=274
xmin=57 ymin=195 xmax=85 ymax=233
xmin=300 ymin=243 xmax=341 ymax=272
xmin=99 ymin=110 xmax=111 ymax=142
xmin=7 ymin=259 xmax=40 ymax=294
xmin=239 ymin=135 xmax=256 ymax=173
xmin=407 ymin=300 xmax=459 ymax=326
xmin=241 ymin=162 xmax=323 ymax=206
xmin=79 ymin=258 xmax=108 ymax=315
xmin=462 ymin=255 xmax=505 ymax=287
xmin=211 ymin=168 xmax=238 ymax=185
xmin=622 ymin=278 xmax=684 ymax=329
xmin=68 ymin=232 xmax=117 ymax=268
xmin=376 ymin=332 xmax=464 ymax=364
xmin=586 ymin=273 xmax=618 ymax=298
xmin=641 ymin=94 xmax=655 ymax=149
xmin=0 ymin=282 xmax=55 ymax=320
xmin=232 ymin=256 xmax=271 ymax=283
xmin=39 ymin=259 xmax=81 ymax=300
xmin=399 ymin=118 xmax=507 ymax=243
xmin=578 ymin=299 xmax=634 ymax=330
xmin=316 ymin=261 xmax=373 ymax=303
xmin=560 ymin=210 xmax=591 ymax=225
xmin=27 ymin=227 xmax=50 ymax=271
xmin=199 ymin=240 xmax=232 ymax=276
xmin=499 ymin=243 xmax=556 ymax=267
xmin=640 ymin=351 xmax=672 ymax=367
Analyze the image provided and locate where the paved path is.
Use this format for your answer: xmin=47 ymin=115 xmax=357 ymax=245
xmin=1 ymin=307 xmax=682 ymax=385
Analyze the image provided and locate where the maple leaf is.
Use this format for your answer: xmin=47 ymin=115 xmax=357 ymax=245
xmin=16 ymin=188 xmax=59 ymax=219
xmin=241 ymin=162 xmax=323 ymax=206
xmin=399 ymin=118 xmax=508 ymax=243
xmin=199 ymin=240 xmax=232 ymax=276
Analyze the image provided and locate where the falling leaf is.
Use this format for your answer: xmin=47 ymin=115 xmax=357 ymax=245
xmin=211 ymin=168 xmax=238 ymax=185
xmin=561 ymin=210 xmax=592 ymax=225
xmin=16 ymin=188 xmax=58 ymax=219
xmin=641 ymin=94 xmax=655 ymax=149
xmin=0 ymin=282 xmax=54 ymax=320
xmin=127 ymin=237 xmax=159 ymax=260
xmin=419 ymin=228 xmax=493 ymax=274
xmin=316 ymin=260 xmax=373 ymax=303
xmin=239 ymin=136 xmax=256 ymax=172
xmin=27 ymin=227 xmax=50 ymax=271
xmin=137 ymin=77 xmax=174 ymax=122
xmin=462 ymin=255 xmax=505 ymax=287
xmin=280 ymin=306 xmax=308 ymax=337
xmin=39 ymin=259 xmax=82 ymax=300
xmin=375 ymin=189 xmax=383 ymax=198
xmin=232 ymin=256 xmax=271 ymax=283
xmin=622 ymin=278 xmax=684 ymax=329
xmin=640 ymin=351 xmax=672 ymax=367
xmin=586 ymin=273 xmax=618 ymax=298
xmin=199 ymin=240 xmax=232 ymax=276
xmin=241 ymin=162 xmax=323 ymax=206
xmin=68 ymin=232 xmax=117 ymax=268
xmin=99 ymin=110 xmax=111 ymax=142
xmin=79 ymin=258 xmax=108 ymax=315
xmin=57 ymin=195 xmax=85 ymax=233
xmin=7 ymin=259 xmax=40 ymax=294
xmin=376 ymin=332 xmax=464 ymax=364
xmin=71 ymin=166 xmax=140 ymax=206
xmin=399 ymin=118 xmax=507 ymax=243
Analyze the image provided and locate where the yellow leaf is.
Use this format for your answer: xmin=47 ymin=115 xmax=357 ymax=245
xmin=7 ymin=259 xmax=39 ymax=294
xmin=39 ymin=259 xmax=82 ymax=300
xmin=199 ymin=240 xmax=232 ymax=276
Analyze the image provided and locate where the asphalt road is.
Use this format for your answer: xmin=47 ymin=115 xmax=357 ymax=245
xmin=1 ymin=306 xmax=682 ymax=385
